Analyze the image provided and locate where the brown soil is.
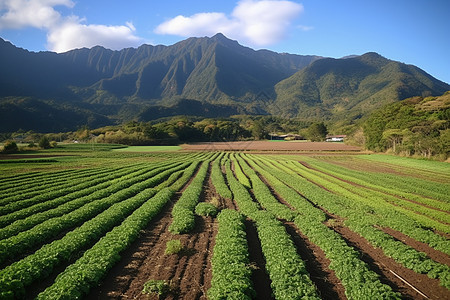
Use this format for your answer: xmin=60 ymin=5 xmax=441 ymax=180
xmin=380 ymin=226 xmax=450 ymax=266
xmin=327 ymin=218 xmax=450 ymax=300
xmin=245 ymin=220 xmax=274 ymax=300
xmin=284 ymin=222 xmax=347 ymax=300
xmin=181 ymin=141 xmax=361 ymax=152
xmin=89 ymin=196 xmax=217 ymax=300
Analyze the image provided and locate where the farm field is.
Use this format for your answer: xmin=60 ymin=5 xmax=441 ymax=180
xmin=181 ymin=140 xmax=361 ymax=151
xmin=0 ymin=146 xmax=449 ymax=299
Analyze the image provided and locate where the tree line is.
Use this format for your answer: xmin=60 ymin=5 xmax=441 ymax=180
xmin=363 ymin=92 xmax=449 ymax=160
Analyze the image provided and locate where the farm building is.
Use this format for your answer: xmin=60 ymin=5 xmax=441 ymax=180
xmin=269 ymin=134 xmax=304 ymax=141
xmin=326 ymin=135 xmax=346 ymax=142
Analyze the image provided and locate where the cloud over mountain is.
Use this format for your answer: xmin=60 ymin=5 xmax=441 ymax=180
xmin=155 ymin=0 xmax=303 ymax=46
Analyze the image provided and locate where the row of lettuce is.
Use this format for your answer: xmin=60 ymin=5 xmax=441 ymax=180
xmin=0 ymin=151 xmax=448 ymax=299
xmin=0 ymin=153 xmax=208 ymax=299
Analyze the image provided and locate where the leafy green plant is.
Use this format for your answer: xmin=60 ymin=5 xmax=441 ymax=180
xmin=165 ymin=239 xmax=183 ymax=255
xmin=195 ymin=202 xmax=219 ymax=217
xmin=142 ymin=279 xmax=171 ymax=297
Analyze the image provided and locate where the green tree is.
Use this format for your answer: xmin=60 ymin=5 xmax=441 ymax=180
xmin=251 ymin=119 xmax=266 ymax=140
xmin=306 ymin=122 xmax=328 ymax=142
xmin=2 ymin=140 xmax=19 ymax=153
xmin=39 ymin=136 xmax=51 ymax=149
xmin=382 ymin=129 xmax=404 ymax=153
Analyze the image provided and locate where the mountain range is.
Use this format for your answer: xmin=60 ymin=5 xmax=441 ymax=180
xmin=0 ymin=33 xmax=449 ymax=132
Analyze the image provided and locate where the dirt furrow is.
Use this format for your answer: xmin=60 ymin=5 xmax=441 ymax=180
xmin=244 ymin=219 xmax=274 ymax=300
xmin=284 ymin=221 xmax=347 ymax=300
xmin=379 ymin=226 xmax=450 ymax=266
xmin=328 ymin=218 xmax=450 ymax=299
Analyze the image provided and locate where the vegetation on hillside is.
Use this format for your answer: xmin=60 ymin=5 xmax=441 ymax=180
xmin=363 ymin=91 xmax=450 ymax=159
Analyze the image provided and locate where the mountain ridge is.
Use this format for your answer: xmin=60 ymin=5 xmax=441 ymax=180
xmin=0 ymin=34 xmax=449 ymax=133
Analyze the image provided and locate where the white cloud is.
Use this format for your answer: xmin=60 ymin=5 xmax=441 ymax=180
xmin=0 ymin=0 xmax=74 ymax=29
xmin=155 ymin=0 xmax=303 ymax=46
xmin=47 ymin=18 xmax=143 ymax=52
xmin=0 ymin=0 xmax=144 ymax=52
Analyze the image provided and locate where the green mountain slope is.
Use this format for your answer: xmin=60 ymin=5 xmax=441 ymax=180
xmin=0 ymin=35 xmax=449 ymax=133
xmin=274 ymin=52 xmax=450 ymax=120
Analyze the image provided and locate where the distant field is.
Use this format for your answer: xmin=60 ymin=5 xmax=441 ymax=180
xmin=181 ymin=140 xmax=361 ymax=151
xmin=0 ymin=146 xmax=448 ymax=299
xmin=113 ymin=145 xmax=182 ymax=152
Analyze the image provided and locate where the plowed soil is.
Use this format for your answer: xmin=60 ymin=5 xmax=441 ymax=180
xmin=182 ymin=141 xmax=361 ymax=152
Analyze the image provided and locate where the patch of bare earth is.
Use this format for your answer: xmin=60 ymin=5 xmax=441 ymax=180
xmin=89 ymin=163 xmax=218 ymax=300
xmin=181 ymin=141 xmax=361 ymax=152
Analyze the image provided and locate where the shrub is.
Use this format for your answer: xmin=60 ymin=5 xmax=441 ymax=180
xmin=2 ymin=140 xmax=18 ymax=153
xmin=195 ymin=202 xmax=219 ymax=217
xmin=142 ymin=279 xmax=171 ymax=297
xmin=165 ymin=239 xmax=183 ymax=255
xmin=39 ymin=136 xmax=51 ymax=149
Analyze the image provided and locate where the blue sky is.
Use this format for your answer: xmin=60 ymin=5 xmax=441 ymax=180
xmin=1 ymin=0 xmax=449 ymax=84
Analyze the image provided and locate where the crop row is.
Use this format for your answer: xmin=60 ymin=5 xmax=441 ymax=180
xmin=36 ymin=188 xmax=176 ymax=299
xmin=224 ymin=158 xmax=319 ymax=299
xmin=0 ymin=164 xmax=148 ymax=216
xmin=168 ymin=155 xmax=216 ymax=234
xmin=244 ymin=155 xmax=402 ymax=299
xmin=0 ymin=160 xmax=196 ymax=298
xmin=235 ymin=154 xmax=297 ymax=221
xmin=231 ymin=154 xmax=251 ymax=189
xmin=0 ymin=168 xmax=98 ymax=201
xmin=0 ymin=165 xmax=147 ymax=229
xmin=311 ymin=156 xmax=449 ymax=202
xmin=210 ymin=157 xmax=232 ymax=200
xmin=36 ymin=160 xmax=201 ymax=299
xmin=255 ymin=155 xmax=450 ymax=289
xmin=208 ymin=209 xmax=255 ymax=300
xmin=267 ymin=158 xmax=449 ymax=255
xmin=280 ymin=159 xmax=450 ymax=252
xmin=0 ymin=168 xmax=76 ymax=189
xmin=289 ymin=160 xmax=450 ymax=227
xmin=0 ymin=162 xmax=188 ymax=264
xmin=303 ymin=157 xmax=449 ymax=208
xmin=0 ymin=165 xmax=124 ymax=203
